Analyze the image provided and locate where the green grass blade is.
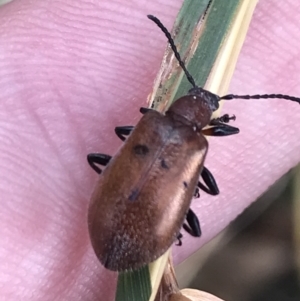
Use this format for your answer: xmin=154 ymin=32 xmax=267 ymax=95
xmin=116 ymin=266 xmax=151 ymax=301
xmin=115 ymin=0 xmax=258 ymax=300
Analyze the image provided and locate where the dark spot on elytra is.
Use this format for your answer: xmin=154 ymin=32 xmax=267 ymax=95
xmin=133 ymin=144 xmax=149 ymax=155
xmin=160 ymin=159 xmax=169 ymax=169
xmin=128 ymin=189 xmax=139 ymax=202
xmin=183 ymin=181 xmax=188 ymax=188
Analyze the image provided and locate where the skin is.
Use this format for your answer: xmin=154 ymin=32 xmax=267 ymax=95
xmin=0 ymin=0 xmax=300 ymax=300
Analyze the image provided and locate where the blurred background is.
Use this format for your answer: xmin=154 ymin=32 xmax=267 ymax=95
xmin=176 ymin=166 xmax=300 ymax=301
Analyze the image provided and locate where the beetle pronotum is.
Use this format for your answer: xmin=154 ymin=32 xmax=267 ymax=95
xmin=87 ymin=15 xmax=300 ymax=271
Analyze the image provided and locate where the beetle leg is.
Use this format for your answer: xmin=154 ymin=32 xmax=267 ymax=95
xmin=139 ymin=107 xmax=152 ymax=114
xmin=194 ymin=166 xmax=219 ymax=197
xmin=202 ymin=123 xmax=239 ymax=136
xmin=114 ymin=108 xmax=154 ymax=141
xmin=183 ymin=209 xmax=201 ymax=237
xmin=115 ymin=126 xmax=134 ymax=141
xmin=87 ymin=153 xmax=112 ymax=174
xmin=115 ymin=108 xmax=154 ymax=141
xmin=198 ymin=166 xmax=219 ymax=195
xmin=176 ymin=233 xmax=183 ymax=246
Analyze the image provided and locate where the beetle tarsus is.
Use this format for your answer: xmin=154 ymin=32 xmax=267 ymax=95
xmin=194 ymin=187 xmax=200 ymax=198
xmin=176 ymin=233 xmax=183 ymax=246
xmin=211 ymin=114 xmax=236 ymax=124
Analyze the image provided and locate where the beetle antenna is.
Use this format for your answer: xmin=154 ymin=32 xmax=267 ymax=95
xmin=220 ymin=93 xmax=300 ymax=104
xmin=147 ymin=15 xmax=197 ymax=88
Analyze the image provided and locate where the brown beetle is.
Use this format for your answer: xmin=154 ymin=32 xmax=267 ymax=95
xmin=87 ymin=15 xmax=300 ymax=271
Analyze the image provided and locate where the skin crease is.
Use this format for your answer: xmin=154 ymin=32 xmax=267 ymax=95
xmin=0 ymin=0 xmax=300 ymax=300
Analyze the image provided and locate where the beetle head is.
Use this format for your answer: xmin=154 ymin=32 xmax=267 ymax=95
xmin=188 ymin=87 xmax=220 ymax=111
